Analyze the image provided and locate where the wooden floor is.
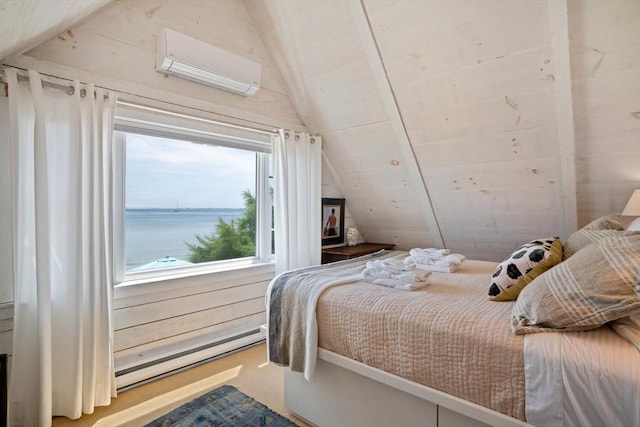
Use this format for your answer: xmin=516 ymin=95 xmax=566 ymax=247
xmin=52 ymin=343 xmax=309 ymax=426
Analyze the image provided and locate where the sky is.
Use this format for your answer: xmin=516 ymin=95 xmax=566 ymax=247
xmin=125 ymin=134 xmax=256 ymax=209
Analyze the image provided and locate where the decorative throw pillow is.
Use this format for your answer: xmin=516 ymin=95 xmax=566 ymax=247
xmin=563 ymin=214 xmax=626 ymax=259
xmin=563 ymin=229 xmax=624 ymax=259
xmin=511 ymin=232 xmax=640 ymax=335
xmin=582 ymin=214 xmax=625 ymax=231
xmin=610 ymin=313 xmax=640 ymax=351
xmin=488 ymin=238 xmax=562 ymax=301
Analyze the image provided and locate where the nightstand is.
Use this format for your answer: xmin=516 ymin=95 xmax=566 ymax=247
xmin=321 ymin=243 xmax=395 ymax=264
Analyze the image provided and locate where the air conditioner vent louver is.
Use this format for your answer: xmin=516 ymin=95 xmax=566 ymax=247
xmin=156 ymin=28 xmax=261 ymax=96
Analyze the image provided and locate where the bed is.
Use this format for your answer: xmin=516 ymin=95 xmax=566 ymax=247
xmin=267 ymin=235 xmax=640 ymax=427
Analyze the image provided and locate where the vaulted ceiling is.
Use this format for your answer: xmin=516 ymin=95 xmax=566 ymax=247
xmin=2 ymin=0 xmax=639 ymax=261
xmin=0 ymin=0 xmax=111 ymax=60
xmin=246 ymin=0 xmax=640 ymax=260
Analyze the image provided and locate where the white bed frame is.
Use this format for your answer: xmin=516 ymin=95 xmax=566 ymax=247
xmin=284 ymin=349 xmax=532 ymax=427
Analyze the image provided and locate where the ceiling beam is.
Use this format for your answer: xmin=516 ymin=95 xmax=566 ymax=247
xmin=348 ymin=0 xmax=445 ymax=248
xmin=548 ymin=0 xmax=578 ymax=238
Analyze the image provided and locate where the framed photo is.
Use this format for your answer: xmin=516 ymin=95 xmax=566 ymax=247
xmin=322 ymin=198 xmax=345 ymax=246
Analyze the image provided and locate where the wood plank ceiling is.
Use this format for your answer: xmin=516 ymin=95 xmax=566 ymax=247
xmin=248 ymin=0 xmax=566 ymax=260
xmin=0 ymin=0 xmax=112 ymax=61
xmin=248 ymin=0 xmax=640 ymax=261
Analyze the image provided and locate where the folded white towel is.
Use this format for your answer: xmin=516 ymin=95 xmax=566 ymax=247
xmin=409 ymin=247 xmax=451 ymax=258
xmin=367 ymin=268 xmax=430 ymax=282
xmin=413 ymin=263 xmax=461 ymax=273
xmin=404 ymin=253 xmax=466 ymax=268
xmin=366 ymin=259 xmax=416 ymax=273
xmin=362 ymin=267 xmax=431 ymax=290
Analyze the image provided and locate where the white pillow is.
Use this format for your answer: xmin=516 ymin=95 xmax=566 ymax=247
xmin=627 ymin=217 xmax=640 ymax=232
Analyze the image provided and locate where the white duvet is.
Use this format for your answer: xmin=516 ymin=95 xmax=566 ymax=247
xmin=525 ymin=327 xmax=640 ymax=427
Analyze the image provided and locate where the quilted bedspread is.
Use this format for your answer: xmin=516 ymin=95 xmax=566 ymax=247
xmin=268 ymin=252 xmax=526 ymax=420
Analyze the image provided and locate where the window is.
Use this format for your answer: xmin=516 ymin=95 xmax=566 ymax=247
xmin=113 ymin=103 xmax=273 ymax=283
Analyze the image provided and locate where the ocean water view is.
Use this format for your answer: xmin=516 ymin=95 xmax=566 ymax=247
xmin=126 ymin=208 xmax=245 ymax=270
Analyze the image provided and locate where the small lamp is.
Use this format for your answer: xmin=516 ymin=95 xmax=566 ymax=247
xmin=621 ymin=189 xmax=640 ymax=231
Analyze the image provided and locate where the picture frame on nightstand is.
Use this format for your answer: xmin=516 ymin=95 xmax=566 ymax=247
xmin=321 ymin=198 xmax=345 ymax=247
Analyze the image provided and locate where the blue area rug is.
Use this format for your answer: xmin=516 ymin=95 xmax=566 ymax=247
xmin=145 ymin=385 xmax=298 ymax=427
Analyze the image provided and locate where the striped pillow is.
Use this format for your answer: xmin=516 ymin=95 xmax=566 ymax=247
xmin=582 ymin=214 xmax=624 ymax=231
xmin=511 ymin=232 xmax=640 ymax=335
xmin=563 ymin=229 xmax=623 ymax=259
xmin=563 ymin=214 xmax=625 ymax=259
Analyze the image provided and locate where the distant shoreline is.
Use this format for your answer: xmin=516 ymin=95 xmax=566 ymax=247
xmin=125 ymin=207 xmax=244 ymax=211
xmin=125 ymin=208 xmax=246 ymax=269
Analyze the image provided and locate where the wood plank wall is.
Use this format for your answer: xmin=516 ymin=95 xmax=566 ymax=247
xmin=11 ymin=0 xmax=303 ymax=130
xmin=247 ymin=1 xmax=441 ymax=250
xmin=370 ymin=0 xmax=565 ymax=259
xmin=569 ymin=0 xmax=640 ymax=224
xmin=113 ymin=264 xmax=274 ymax=387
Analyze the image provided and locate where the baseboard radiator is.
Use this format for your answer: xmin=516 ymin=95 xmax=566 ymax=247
xmin=115 ymin=329 xmax=264 ymax=392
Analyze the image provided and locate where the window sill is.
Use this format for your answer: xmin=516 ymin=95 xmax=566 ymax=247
xmin=115 ymin=257 xmax=276 ymax=289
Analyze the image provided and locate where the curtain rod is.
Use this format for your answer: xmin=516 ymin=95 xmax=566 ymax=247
xmin=116 ymin=101 xmax=276 ymax=136
xmin=0 ymin=66 xmax=286 ymax=135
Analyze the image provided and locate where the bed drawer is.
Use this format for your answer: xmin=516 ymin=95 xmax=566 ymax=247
xmin=284 ymin=358 xmax=437 ymax=427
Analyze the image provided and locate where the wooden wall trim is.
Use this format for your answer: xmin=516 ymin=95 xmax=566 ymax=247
xmin=348 ymin=0 xmax=445 ymax=248
xmin=548 ymin=0 xmax=578 ymax=238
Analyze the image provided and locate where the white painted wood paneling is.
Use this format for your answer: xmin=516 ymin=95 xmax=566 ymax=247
xmin=113 ymin=268 xmax=274 ymax=309
xmin=115 ymin=297 xmax=265 ymax=352
xmin=112 ymin=263 xmax=275 ymax=377
xmin=377 ymin=20 xmax=551 ymax=86
xmin=247 ymin=0 xmax=639 ymax=260
xmin=0 ymin=0 xmax=111 ymax=61
xmin=392 ymin=47 xmax=555 ymax=118
xmin=11 ymin=0 xmax=302 ymax=129
xmin=115 ymin=313 xmax=265 ymax=371
xmin=404 ymin=90 xmax=557 ymax=146
xmin=367 ymin=0 xmax=563 ymax=260
xmin=569 ymin=0 xmax=640 ymax=226
xmin=247 ymin=0 xmax=442 ymax=251
xmin=114 ymin=282 xmax=268 ymax=330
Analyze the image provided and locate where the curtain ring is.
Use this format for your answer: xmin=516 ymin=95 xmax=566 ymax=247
xmin=284 ymin=132 xmax=290 ymax=139
xmin=294 ymin=134 xmax=300 ymax=141
xmin=79 ymin=88 xmax=98 ymax=99
xmin=310 ymin=137 xmax=316 ymax=144
xmin=66 ymin=86 xmax=75 ymax=96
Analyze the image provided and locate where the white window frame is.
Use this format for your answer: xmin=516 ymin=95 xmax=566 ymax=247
xmin=112 ymin=103 xmax=274 ymax=285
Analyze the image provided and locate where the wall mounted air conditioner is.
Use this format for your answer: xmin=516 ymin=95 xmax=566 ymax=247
xmin=156 ymin=28 xmax=261 ymax=96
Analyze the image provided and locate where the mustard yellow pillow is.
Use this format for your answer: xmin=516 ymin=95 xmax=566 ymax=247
xmin=488 ymin=238 xmax=562 ymax=301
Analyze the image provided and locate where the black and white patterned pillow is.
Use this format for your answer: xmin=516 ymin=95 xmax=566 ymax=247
xmin=488 ymin=237 xmax=562 ymax=301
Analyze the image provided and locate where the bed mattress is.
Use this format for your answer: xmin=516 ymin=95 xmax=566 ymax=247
xmin=315 ymin=256 xmax=526 ymax=420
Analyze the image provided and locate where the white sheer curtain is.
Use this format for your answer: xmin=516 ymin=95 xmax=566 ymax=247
xmin=273 ymin=129 xmax=322 ymax=274
xmin=5 ymin=68 xmax=117 ymax=425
